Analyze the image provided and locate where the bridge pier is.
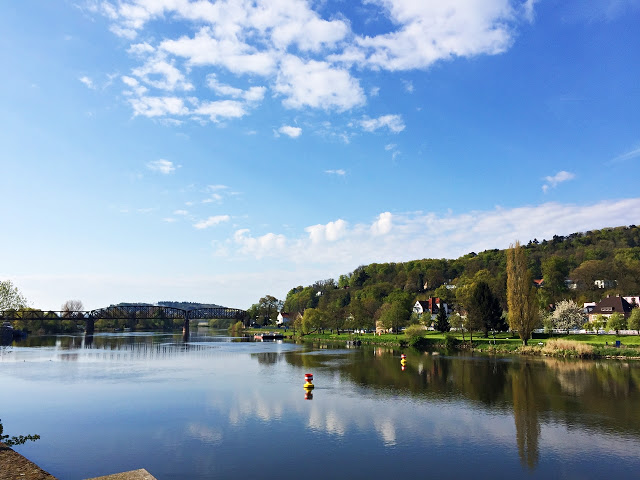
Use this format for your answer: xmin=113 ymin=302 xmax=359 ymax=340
xmin=86 ymin=318 xmax=95 ymax=335
xmin=183 ymin=316 xmax=189 ymax=342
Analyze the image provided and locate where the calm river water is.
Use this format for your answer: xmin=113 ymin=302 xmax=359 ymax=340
xmin=2 ymin=329 xmax=640 ymax=479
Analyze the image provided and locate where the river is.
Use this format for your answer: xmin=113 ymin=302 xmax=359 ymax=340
xmin=1 ymin=329 xmax=640 ymax=479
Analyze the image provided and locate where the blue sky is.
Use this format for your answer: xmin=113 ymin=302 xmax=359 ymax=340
xmin=1 ymin=0 xmax=640 ymax=310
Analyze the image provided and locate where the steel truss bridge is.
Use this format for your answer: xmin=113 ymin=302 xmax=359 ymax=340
xmin=0 ymin=305 xmax=247 ymax=338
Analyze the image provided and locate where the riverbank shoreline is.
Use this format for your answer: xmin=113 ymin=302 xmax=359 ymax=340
xmin=286 ymin=331 xmax=640 ymax=360
xmin=0 ymin=443 xmax=58 ymax=480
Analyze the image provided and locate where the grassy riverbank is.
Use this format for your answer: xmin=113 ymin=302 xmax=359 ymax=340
xmin=260 ymin=329 xmax=640 ymax=359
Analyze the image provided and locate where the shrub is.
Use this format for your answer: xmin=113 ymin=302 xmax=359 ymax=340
xmin=227 ymin=321 xmax=245 ymax=336
xmin=404 ymin=324 xmax=426 ymax=339
xmin=443 ymin=334 xmax=459 ymax=350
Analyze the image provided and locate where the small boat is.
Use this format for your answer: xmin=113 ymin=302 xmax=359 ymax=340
xmin=254 ymin=332 xmax=284 ymax=341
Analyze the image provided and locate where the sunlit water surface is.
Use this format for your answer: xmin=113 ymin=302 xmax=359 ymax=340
xmin=2 ymin=330 xmax=640 ymax=479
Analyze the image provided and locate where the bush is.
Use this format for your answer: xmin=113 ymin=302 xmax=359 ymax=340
xmin=443 ymin=334 xmax=459 ymax=350
xmin=227 ymin=321 xmax=245 ymax=336
xmin=404 ymin=324 xmax=426 ymax=339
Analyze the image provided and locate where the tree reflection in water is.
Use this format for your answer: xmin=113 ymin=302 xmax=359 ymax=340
xmin=511 ymin=362 xmax=540 ymax=470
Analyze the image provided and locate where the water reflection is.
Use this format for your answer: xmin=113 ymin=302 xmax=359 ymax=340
xmin=512 ymin=362 xmax=540 ymax=470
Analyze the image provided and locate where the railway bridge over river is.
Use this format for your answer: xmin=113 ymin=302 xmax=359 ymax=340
xmin=0 ymin=305 xmax=247 ymax=340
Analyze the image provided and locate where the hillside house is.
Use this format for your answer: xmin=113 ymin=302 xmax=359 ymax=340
xmin=276 ymin=312 xmax=301 ymax=325
xmin=588 ymin=296 xmax=633 ymax=322
xmin=594 ymin=279 xmax=617 ymax=289
xmin=413 ymin=298 xmax=449 ymax=318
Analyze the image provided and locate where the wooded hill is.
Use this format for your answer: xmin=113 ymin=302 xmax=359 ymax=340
xmin=280 ymin=225 xmax=640 ymax=330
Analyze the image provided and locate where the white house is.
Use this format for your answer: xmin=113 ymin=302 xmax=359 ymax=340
xmin=413 ymin=298 xmax=449 ymax=318
xmin=276 ymin=312 xmax=301 ymax=325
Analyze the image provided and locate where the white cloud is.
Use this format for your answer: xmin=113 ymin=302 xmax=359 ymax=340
xmin=98 ymin=0 xmax=537 ymax=126
xmin=385 ymin=144 xmax=397 ymax=151
xmin=212 ymin=199 xmax=640 ymax=274
xmin=79 ymin=76 xmax=95 ymax=89
xmin=194 ymin=215 xmax=231 ymax=229
xmin=542 ymin=171 xmax=575 ymax=193
xmin=146 ymin=159 xmax=177 ymax=174
xmin=206 ymin=74 xmax=266 ymax=103
xmin=348 ymin=0 xmax=517 ymax=71
xmin=325 ymin=169 xmax=346 ymax=176
xmin=275 ymin=55 xmax=366 ymax=111
xmin=361 ymin=115 xmax=406 ymax=133
xmin=160 ymin=28 xmax=277 ymax=76
xmin=371 ymin=212 xmax=393 ymax=236
xmin=207 ymin=184 xmax=229 ymax=191
xmin=127 ymin=42 xmax=155 ymax=56
xmin=174 ymin=209 xmax=189 ymax=216
xmin=610 ymin=146 xmax=640 ymax=164
xmin=306 ymin=219 xmax=348 ymax=243
xmin=278 ymin=125 xmax=302 ymax=138
xmin=195 ymin=100 xmax=247 ymax=122
xmin=129 ymin=96 xmax=189 ymax=117
xmin=233 ymin=229 xmax=287 ymax=258
xmin=132 ymin=56 xmax=194 ymax=91
xmin=121 ymin=75 xmax=148 ymax=96
xmin=522 ymin=0 xmax=540 ymax=22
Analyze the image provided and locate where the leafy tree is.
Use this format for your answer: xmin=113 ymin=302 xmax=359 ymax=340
xmin=0 ymin=280 xmax=28 ymax=311
xmin=466 ymin=281 xmax=503 ymax=338
xmin=377 ymin=300 xmax=410 ymax=333
xmin=248 ymin=295 xmax=283 ymax=326
xmin=606 ymin=312 xmax=626 ymax=335
xmin=551 ymin=300 xmax=584 ymax=334
xmin=434 ymin=303 xmax=449 ymax=332
xmin=569 ymin=260 xmax=612 ymax=291
xmin=433 ymin=284 xmax=454 ymax=305
xmin=507 ymin=241 xmax=540 ymax=345
xmin=302 ymin=308 xmax=327 ymax=334
xmin=449 ymin=313 xmax=466 ymax=341
xmin=541 ymin=256 xmax=569 ymax=301
xmin=628 ymin=308 xmax=640 ymax=335
xmin=591 ymin=314 xmax=607 ymax=334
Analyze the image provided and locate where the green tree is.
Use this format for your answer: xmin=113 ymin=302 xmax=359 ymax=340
xmin=591 ymin=314 xmax=607 ymax=334
xmin=0 ymin=280 xmax=28 ymax=311
xmin=434 ymin=303 xmax=449 ymax=333
xmin=449 ymin=313 xmax=466 ymax=341
xmin=377 ymin=301 xmax=410 ymax=333
xmin=466 ymin=281 xmax=503 ymax=338
xmin=628 ymin=308 xmax=640 ymax=335
xmin=507 ymin=241 xmax=540 ymax=345
xmin=541 ymin=256 xmax=569 ymax=301
xmin=606 ymin=312 xmax=626 ymax=335
xmin=302 ymin=308 xmax=327 ymax=334
xmin=248 ymin=295 xmax=283 ymax=326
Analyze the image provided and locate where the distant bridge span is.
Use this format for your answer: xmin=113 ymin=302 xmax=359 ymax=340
xmin=0 ymin=305 xmax=247 ymax=339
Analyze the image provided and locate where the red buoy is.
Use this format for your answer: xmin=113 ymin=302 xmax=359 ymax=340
xmin=304 ymin=373 xmax=314 ymax=389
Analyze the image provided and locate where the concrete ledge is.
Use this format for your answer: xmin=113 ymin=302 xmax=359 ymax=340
xmin=84 ymin=469 xmax=157 ymax=480
xmin=0 ymin=443 xmax=58 ymax=480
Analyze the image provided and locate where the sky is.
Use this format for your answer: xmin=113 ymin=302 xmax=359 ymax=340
xmin=1 ymin=0 xmax=640 ymax=311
